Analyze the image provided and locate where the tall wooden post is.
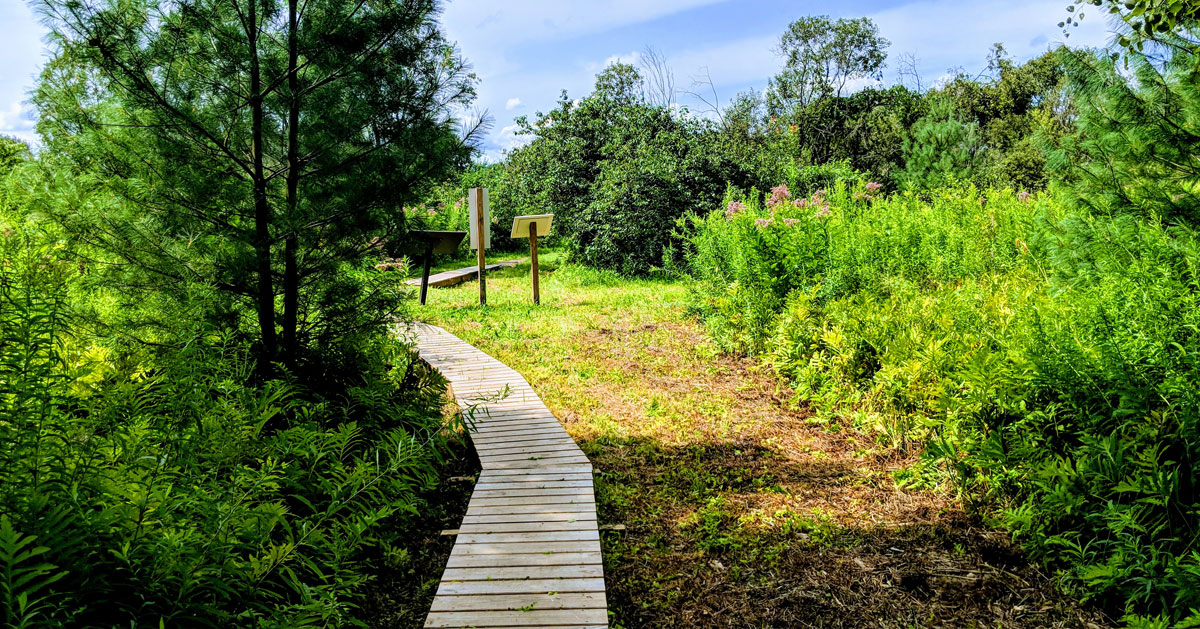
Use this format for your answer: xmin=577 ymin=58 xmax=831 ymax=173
xmin=475 ymin=187 xmax=487 ymax=306
xmin=529 ymin=222 xmax=540 ymax=305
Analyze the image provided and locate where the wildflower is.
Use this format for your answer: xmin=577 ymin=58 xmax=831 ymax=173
xmin=865 ymin=181 xmax=882 ymax=193
xmin=726 ymin=200 xmax=747 ymax=218
xmin=754 ymin=218 xmax=773 ymax=229
xmin=783 ymin=217 xmax=800 ymax=227
xmin=797 ymin=198 xmax=808 ymax=208
xmin=1017 ymin=191 xmax=1031 ymax=203
xmin=813 ymin=205 xmax=832 ymax=219
xmin=767 ymin=184 xmax=790 ymax=208
xmin=427 ymin=207 xmax=437 ymax=215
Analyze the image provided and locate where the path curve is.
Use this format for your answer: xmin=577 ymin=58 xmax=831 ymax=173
xmin=409 ymin=323 xmax=609 ymax=629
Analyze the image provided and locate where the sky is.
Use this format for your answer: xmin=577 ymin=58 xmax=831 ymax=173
xmin=1 ymin=0 xmax=1115 ymax=157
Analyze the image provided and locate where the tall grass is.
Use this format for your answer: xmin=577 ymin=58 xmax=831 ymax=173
xmin=685 ymin=182 xmax=1200 ymax=623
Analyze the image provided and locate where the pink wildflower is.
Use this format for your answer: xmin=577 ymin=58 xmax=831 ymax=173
xmin=767 ymin=184 xmax=790 ymax=208
xmin=813 ymin=205 xmax=832 ymax=219
xmin=754 ymin=218 xmax=773 ymax=229
xmin=783 ymin=217 xmax=800 ymax=227
xmin=1017 ymin=191 xmax=1031 ymax=203
xmin=865 ymin=181 xmax=882 ymax=193
xmin=726 ymin=200 xmax=747 ymax=218
xmin=797 ymin=198 xmax=808 ymax=208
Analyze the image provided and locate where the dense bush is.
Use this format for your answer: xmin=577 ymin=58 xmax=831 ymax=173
xmin=0 ymin=206 xmax=456 ymax=626
xmin=685 ymin=180 xmax=1200 ymax=622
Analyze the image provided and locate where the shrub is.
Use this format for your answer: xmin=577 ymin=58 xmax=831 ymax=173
xmin=685 ymin=184 xmax=1200 ymax=621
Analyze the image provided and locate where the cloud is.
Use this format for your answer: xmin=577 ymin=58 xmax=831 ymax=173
xmin=505 ymin=97 xmax=522 ymax=110
xmin=0 ymin=100 xmax=37 ymax=145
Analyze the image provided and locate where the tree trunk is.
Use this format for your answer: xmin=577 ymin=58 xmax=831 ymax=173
xmin=282 ymin=0 xmax=300 ymax=366
xmin=248 ymin=0 xmax=277 ymax=375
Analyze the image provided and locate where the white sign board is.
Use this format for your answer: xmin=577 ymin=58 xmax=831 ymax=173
xmin=468 ymin=188 xmax=491 ymax=250
xmin=510 ymin=214 xmax=553 ymax=238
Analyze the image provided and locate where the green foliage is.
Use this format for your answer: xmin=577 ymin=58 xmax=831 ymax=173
xmin=900 ymin=99 xmax=985 ymax=189
xmin=901 ymin=47 xmax=1068 ymax=191
xmin=32 ymin=0 xmax=478 ymax=373
xmin=1047 ymin=44 xmax=1200 ymax=227
xmin=0 ymin=242 xmax=454 ymax=624
xmin=685 ymin=182 xmax=1200 ymax=620
xmin=490 ymin=63 xmax=756 ymax=275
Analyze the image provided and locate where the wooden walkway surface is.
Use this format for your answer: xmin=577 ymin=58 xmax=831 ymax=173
xmin=408 ymin=323 xmax=608 ymax=629
xmin=404 ymin=259 xmax=525 ymax=289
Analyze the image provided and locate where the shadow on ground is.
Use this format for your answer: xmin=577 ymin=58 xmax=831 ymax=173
xmin=586 ymin=435 xmax=1112 ymax=629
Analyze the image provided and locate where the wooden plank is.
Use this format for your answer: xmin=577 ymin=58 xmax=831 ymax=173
xmin=469 ymin=495 xmax=595 ymax=508
xmin=453 ymin=530 xmax=599 ymax=544
xmin=429 ymin=591 xmax=606 ymax=612
xmin=460 ymin=512 xmax=596 ymax=525
xmin=403 ymin=259 xmax=524 ymax=288
xmin=483 ymin=452 xmax=588 ymax=464
xmin=472 ymin=487 xmax=594 ymax=499
xmin=425 ymin=609 xmax=608 ymax=628
xmin=481 ymin=465 xmax=594 ymax=476
xmin=474 ymin=479 xmax=594 ymax=490
xmin=456 ymin=520 xmax=598 ymax=534
xmin=444 ymin=551 xmax=602 ymax=569
xmin=436 ymin=578 xmax=606 ymax=597
xmin=463 ymin=504 xmax=596 ymax=517
xmin=476 ymin=443 xmax=584 ymax=456
xmin=440 ymin=564 xmax=605 ymax=581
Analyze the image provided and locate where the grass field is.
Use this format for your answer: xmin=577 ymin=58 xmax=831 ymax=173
xmin=413 ymin=252 xmax=1112 ymax=628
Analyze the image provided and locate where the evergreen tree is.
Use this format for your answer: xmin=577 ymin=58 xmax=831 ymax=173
xmin=33 ymin=0 xmax=480 ymax=375
xmin=1048 ymin=38 xmax=1200 ymax=226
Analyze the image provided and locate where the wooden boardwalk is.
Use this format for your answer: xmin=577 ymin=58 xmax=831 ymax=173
xmin=408 ymin=323 xmax=608 ymax=629
xmin=404 ymin=259 xmax=524 ymax=289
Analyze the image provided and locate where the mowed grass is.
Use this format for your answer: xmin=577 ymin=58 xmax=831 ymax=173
xmin=415 ymin=252 xmax=1112 ymax=628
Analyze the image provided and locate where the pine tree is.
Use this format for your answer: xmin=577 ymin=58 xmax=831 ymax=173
xmin=1048 ymin=37 xmax=1200 ymax=226
xmin=33 ymin=0 xmax=482 ymax=375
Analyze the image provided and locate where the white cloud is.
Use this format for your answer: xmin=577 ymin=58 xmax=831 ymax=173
xmin=505 ymin=97 xmax=522 ymax=110
xmin=0 ymin=100 xmax=37 ymax=145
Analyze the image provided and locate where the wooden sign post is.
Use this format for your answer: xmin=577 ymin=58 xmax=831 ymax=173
xmin=510 ymin=214 xmax=553 ymax=305
xmin=469 ymin=188 xmax=491 ymax=306
xmin=528 ymin=222 xmax=540 ymax=305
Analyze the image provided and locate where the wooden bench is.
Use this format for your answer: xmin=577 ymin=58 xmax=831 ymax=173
xmin=408 ymin=323 xmax=609 ymax=629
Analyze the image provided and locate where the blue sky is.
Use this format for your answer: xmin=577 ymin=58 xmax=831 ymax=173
xmin=1 ymin=0 xmax=1114 ymax=157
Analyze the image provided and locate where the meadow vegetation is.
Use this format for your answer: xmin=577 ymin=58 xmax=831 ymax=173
xmin=417 ymin=13 xmax=1200 ymax=627
xmin=1 ymin=0 xmax=1198 ymax=626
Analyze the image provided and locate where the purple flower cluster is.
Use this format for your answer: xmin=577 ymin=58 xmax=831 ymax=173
xmin=782 ymin=217 xmax=800 ymax=227
xmin=855 ymin=182 xmax=883 ymax=202
xmin=1018 ymin=191 xmax=1032 ymax=203
xmin=766 ymin=184 xmax=791 ymax=208
xmin=726 ymin=200 xmax=747 ymax=218
xmin=754 ymin=218 xmax=774 ymax=229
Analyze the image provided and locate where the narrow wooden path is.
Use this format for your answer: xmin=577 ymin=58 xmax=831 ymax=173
xmin=408 ymin=323 xmax=608 ymax=629
xmin=404 ymin=259 xmax=524 ymax=289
